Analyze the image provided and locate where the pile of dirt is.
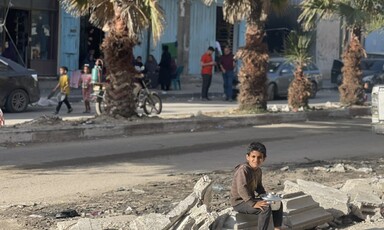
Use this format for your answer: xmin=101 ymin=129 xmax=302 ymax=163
xmin=0 ymin=157 xmax=383 ymax=230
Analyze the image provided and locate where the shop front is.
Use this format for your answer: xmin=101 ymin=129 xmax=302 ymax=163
xmin=0 ymin=0 xmax=59 ymax=76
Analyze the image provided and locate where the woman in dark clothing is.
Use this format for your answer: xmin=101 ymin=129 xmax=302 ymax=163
xmin=145 ymin=55 xmax=159 ymax=88
xmin=158 ymin=45 xmax=172 ymax=91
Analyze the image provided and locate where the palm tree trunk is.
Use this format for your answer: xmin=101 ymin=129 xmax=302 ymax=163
xmin=236 ymin=22 xmax=268 ymax=111
xmin=339 ymin=34 xmax=366 ymax=106
xmin=101 ymin=19 xmax=138 ymax=118
xmin=288 ymin=66 xmax=312 ymax=111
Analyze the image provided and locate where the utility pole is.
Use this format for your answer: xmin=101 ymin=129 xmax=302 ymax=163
xmin=177 ymin=0 xmax=191 ymax=73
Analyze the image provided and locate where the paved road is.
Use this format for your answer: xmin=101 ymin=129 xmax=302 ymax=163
xmin=2 ymin=89 xmax=341 ymax=126
xmin=0 ymin=117 xmax=380 ymax=205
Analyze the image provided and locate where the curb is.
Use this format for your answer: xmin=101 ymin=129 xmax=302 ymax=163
xmin=0 ymin=107 xmax=370 ymax=145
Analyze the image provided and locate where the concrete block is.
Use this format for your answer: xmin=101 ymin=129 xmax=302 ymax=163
xmin=296 ymin=179 xmax=349 ymax=217
xmin=282 ymin=192 xmax=333 ymax=230
xmin=165 ymin=176 xmax=212 ymax=228
xmin=283 ymin=180 xmax=301 ymax=194
xmin=210 ymin=208 xmax=232 ymax=230
xmin=340 ymin=178 xmax=383 ymax=219
xmin=283 ymin=194 xmax=320 ymax=215
xmin=129 ymin=213 xmax=170 ymax=230
xmin=284 ymin=206 xmax=333 ymax=230
xmin=222 ymin=211 xmax=274 ymax=230
xmin=282 ymin=193 xmax=333 ymax=229
xmin=56 ymin=218 xmax=102 ymax=230
xmin=371 ymin=178 xmax=384 ymax=199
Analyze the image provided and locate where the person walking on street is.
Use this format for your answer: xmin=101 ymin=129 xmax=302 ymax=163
xmin=220 ymin=46 xmax=236 ymax=101
xmin=158 ymin=45 xmax=172 ymax=91
xmin=52 ymin=66 xmax=73 ymax=115
xmin=230 ymin=142 xmax=284 ymax=230
xmin=79 ymin=64 xmax=92 ymax=113
xmin=200 ymin=46 xmax=215 ymax=101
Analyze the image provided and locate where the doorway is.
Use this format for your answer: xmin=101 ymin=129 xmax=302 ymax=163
xmin=5 ymin=9 xmax=29 ymax=66
xmin=216 ymin=7 xmax=234 ymax=50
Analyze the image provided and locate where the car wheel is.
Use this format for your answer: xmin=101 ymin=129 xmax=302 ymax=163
xmin=267 ymin=84 xmax=276 ymax=101
xmin=6 ymin=89 xmax=29 ymax=112
xmin=310 ymin=81 xmax=318 ymax=98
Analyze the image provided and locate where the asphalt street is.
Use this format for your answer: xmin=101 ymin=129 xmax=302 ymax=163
xmin=0 ymin=117 xmax=380 ymax=205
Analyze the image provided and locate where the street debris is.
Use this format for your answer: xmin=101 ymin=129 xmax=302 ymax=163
xmin=1 ymin=158 xmax=383 ymax=229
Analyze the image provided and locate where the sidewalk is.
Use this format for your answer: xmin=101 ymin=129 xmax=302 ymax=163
xmin=39 ymin=72 xmax=338 ymax=103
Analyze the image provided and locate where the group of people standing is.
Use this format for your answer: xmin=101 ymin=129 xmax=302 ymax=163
xmin=134 ymin=45 xmax=177 ymax=91
xmin=200 ymin=44 xmax=236 ymax=101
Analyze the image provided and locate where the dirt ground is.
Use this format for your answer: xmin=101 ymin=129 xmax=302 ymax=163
xmin=0 ymin=156 xmax=383 ymax=230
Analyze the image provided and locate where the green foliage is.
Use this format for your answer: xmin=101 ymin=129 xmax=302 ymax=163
xmin=59 ymin=0 xmax=165 ymax=44
xmin=299 ymin=0 xmax=384 ymax=33
xmin=284 ymin=31 xmax=312 ymax=67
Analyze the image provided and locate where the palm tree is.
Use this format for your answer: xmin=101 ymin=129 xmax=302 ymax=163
xmin=285 ymin=31 xmax=313 ymax=111
xmin=203 ymin=0 xmax=288 ymax=112
xmin=59 ymin=0 xmax=165 ymax=117
xmin=299 ymin=0 xmax=384 ymax=106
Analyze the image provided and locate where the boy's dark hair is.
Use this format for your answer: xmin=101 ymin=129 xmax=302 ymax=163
xmin=208 ymin=46 xmax=215 ymax=52
xmin=60 ymin=66 xmax=68 ymax=73
xmin=247 ymin=142 xmax=267 ymax=157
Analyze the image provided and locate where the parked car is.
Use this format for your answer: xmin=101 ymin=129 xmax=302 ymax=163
xmin=267 ymin=57 xmax=323 ymax=100
xmin=0 ymin=56 xmax=40 ymax=112
xmin=331 ymin=58 xmax=384 ymax=92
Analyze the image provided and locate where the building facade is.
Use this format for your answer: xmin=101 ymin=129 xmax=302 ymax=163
xmin=0 ymin=0 xmax=59 ymax=76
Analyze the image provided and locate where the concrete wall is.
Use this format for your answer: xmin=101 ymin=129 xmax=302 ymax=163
xmin=316 ymin=18 xmax=341 ymax=80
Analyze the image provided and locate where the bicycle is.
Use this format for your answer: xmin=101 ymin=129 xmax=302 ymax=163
xmin=92 ymin=78 xmax=162 ymax=116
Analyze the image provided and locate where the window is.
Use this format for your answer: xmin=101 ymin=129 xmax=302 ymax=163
xmin=31 ymin=11 xmax=52 ymax=60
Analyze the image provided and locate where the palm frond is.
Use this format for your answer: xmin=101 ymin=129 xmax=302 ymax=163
xmin=59 ymin=0 xmax=93 ymax=17
xmin=89 ymin=0 xmax=114 ymax=29
xmin=338 ymin=2 xmax=368 ymax=30
xmin=116 ymin=0 xmax=165 ymax=43
xmin=143 ymin=0 xmax=165 ymax=44
xmin=284 ymin=31 xmax=312 ymax=67
xmin=299 ymin=0 xmax=338 ymax=31
xmin=60 ymin=0 xmax=165 ymax=43
xmin=201 ymin=0 xmax=216 ymax=5
xmin=223 ymin=0 xmax=251 ymax=24
xmin=365 ymin=15 xmax=384 ymax=33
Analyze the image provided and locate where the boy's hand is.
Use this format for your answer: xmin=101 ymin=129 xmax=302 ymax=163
xmin=253 ymin=200 xmax=269 ymax=211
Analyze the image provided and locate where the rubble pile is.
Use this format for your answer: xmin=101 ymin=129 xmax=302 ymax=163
xmin=57 ymin=169 xmax=384 ymax=230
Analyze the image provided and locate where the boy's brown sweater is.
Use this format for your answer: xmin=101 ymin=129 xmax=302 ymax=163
xmin=230 ymin=163 xmax=266 ymax=207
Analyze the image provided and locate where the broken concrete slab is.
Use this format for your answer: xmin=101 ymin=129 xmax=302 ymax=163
xmin=129 ymin=213 xmax=171 ymax=230
xmin=221 ymin=210 xmax=274 ymax=230
xmin=296 ymin=179 xmax=349 ymax=218
xmin=341 ymin=179 xmax=383 ymax=220
xmin=282 ymin=192 xmax=333 ymax=230
xmin=57 ymin=218 xmax=102 ymax=230
xmin=57 ymin=215 xmax=138 ymax=230
xmin=210 ymin=207 xmax=232 ymax=230
xmin=166 ymin=176 xmax=212 ymax=228
xmin=341 ymin=179 xmax=382 ymax=205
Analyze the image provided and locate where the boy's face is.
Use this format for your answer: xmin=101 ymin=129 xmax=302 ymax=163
xmin=59 ymin=68 xmax=66 ymax=75
xmin=246 ymin=150 xmax=265 ymax=169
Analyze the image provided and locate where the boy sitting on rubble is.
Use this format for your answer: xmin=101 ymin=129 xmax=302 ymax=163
xmin=230 ymin=141 xmax=284 ymax=230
